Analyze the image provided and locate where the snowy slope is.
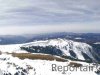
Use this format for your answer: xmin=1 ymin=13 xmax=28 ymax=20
xmin=0 ymin=54 xmax=99 ymax=75
xmin=0 ymin=44 xmax=27 ymax=53
xmin=0 ymin=38 xmax=99 ymax=62
xmin=21 ymin=38 xmax=98 ymax=61
xmin=0 ymin=39 xmax=96 ymax=60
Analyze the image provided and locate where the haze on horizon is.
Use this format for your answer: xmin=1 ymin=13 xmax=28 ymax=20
xmin=0 ymin=0 xmax=100 ymax=35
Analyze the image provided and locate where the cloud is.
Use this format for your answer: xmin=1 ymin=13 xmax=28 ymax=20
xmin=0 ymin=0 xmax=100 ymax=25
xmin=0 ymin=0 xmax=100 ymax=34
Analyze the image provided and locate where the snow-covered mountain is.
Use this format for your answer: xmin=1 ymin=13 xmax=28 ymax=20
xmin=20 ymin=38 xmax=100 ymax=62
xmin=0 ymin=38 xmax=99 ymax=62
xmin=0 ymin=38 xmax=99 ymax=61
xmin=0 ymin=38 xmax=100 ymax=75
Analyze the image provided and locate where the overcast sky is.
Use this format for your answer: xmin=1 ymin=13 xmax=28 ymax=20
xmin=0 ymin=0 xmax=100 ymax=35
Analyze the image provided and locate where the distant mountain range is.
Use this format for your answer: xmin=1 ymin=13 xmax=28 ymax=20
xmin=0 ymin=32 xmax=100 ymax=45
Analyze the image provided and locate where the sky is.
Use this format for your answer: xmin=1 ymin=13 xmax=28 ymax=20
xmin=0 ymin=0 xmax=100 ymax=35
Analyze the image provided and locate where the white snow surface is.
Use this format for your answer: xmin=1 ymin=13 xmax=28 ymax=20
xmin=0 ymin=54 xmax=99 ymax=75
xmin=0 ymin=44 xmax=27 ymax=53
xmin=74 ymin=37 xmax=83 ymax=40
xmin=94 ymin=42 xmax=100 ymax=44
